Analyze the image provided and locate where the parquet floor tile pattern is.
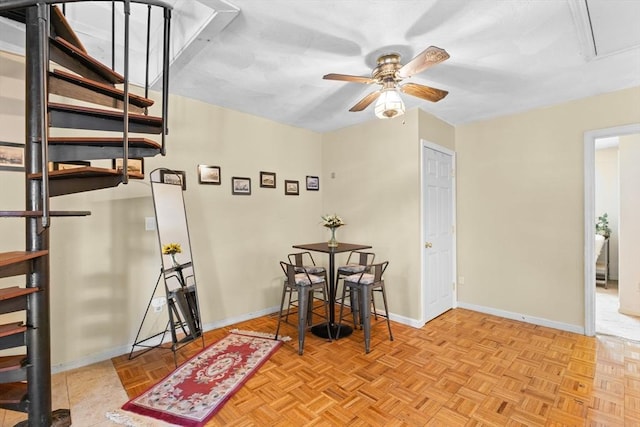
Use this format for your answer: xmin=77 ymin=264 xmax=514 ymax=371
xmin=111 ymin=308 xmax=640 ymax=426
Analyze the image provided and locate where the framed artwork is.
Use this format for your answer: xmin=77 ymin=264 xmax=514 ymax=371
xmin=260 ymin=171 xmax=276 ymax=188
xmin=0 ymin=141 xmax=25 ymax=172
xmin=198 ymin=165 xmax=221 ymax=185
xmin=160 ymin=170 xmax=186 ymax=190
xmin=112 ymin=158 xmax=144 ymax=175
xmin=232 ymin=176 xmax=251 ymax=195
xmin=284 ymin=180 xmax=299 ymax=195
xmin=50 ymin=160 xmax=90 ymax=171
xmin=306 ymin=175 xmax=319 ymax=191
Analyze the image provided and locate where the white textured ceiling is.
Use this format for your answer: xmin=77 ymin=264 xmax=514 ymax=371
xmin=165 ymin=0 xmax=640 ymax=132
xmin=1 ymin=0 xmax=639 ymax=133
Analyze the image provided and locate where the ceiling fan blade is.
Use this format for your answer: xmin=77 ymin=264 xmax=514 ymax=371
xmin=401 ymin=83 xmax=448 ymax=102
xmin=397 ymin=46 xmax=449 ymax=78
xmin=323 ymin=73 xmax=376 ymax=84
xmin=349 ymin=91 xmax=381 ymax=112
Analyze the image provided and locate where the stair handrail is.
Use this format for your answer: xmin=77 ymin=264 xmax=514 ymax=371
xmin=0 ymin=0 xmax=173 ymax=12
xmin=144 ymin=4 xmax=150 ymax=107
xmin=111 ymin=1 xmax=116 ymax=70
xmin=122 ymin=0 xmax=130 ymax=183
xmin=161 ymin=6 xmax=170 ymax=154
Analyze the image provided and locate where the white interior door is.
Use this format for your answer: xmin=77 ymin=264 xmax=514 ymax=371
xmin=422 ymin=143 xmax=455 ymax=323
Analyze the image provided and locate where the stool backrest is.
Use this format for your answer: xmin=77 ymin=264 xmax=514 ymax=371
xmin=280 ymin=260 xmax=322 ymax=285
xmin=346 ymin=251 xmax=375 ymax=266
xmin=372 ymin=261 xmax=389 ymax=282
xmin=288 ymin=251 xmax=317 ymax=267
xmin=280 ymin=261 xmax=296 ymax=284
xmin=347 ymin=261 xmax=389 ymax=284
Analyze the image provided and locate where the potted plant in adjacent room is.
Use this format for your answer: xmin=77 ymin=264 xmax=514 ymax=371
xmin=596 ymin=213 xmax=611 ymax=238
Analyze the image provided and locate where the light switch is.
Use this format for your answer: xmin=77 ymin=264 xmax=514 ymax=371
xmin=145 ymin=217 xmax=156 ymax=231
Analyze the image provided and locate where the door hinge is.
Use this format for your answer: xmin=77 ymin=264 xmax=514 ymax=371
xmin=452 ymin=282 xmax=456 ymax=290
xmin=452 ymin=225 xmax=455 ymax=234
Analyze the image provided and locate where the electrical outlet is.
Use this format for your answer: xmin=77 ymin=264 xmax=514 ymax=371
xmin=458 ymin=276 xmax=465 ymax=285
xmin=151 ymin=297 xmax=166 ymax=312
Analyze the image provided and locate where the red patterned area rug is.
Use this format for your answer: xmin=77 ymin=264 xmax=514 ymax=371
xmin=122 ymin=331 xmax=282 ymax=426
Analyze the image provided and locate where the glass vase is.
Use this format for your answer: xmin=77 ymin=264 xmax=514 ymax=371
xmin=328 ymin=227 xmax=338 ymax=247
xmin=170 ymin=253 xmax=180 ymax=268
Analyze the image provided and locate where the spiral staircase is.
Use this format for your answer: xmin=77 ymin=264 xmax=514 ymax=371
xmin=0 ymin=1 xmax=172 ymax=425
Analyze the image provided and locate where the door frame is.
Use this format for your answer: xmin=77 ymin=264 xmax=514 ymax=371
xmin=584 ymin=123 xmax=640 ymax=336
xmin=420 ymin=139 xmax=457 ymax=324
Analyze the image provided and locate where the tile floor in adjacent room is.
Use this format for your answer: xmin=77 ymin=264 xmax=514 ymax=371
xmin=0 ymin=360 xmax=132 ymax=427
xmin=596 ymin=280 xmax=640 ymax=342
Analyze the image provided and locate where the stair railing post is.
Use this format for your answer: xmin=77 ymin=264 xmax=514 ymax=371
xmin=144 ymin=4 xmax=151 ymax=114
xmin=122 ymin=0 xmax=131 ymax=183
xmin=39 ymin=4 xmax=50 ymax=230
xmin=25 ymin=3 xmax=53 ymax=425
xmin=161 ymin=7 xmax=171 ymax=155
xmin=111 ymin=0 xmax=116 ymax=71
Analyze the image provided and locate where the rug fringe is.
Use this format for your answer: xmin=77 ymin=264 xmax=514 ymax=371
xmin=230 ymin=328 xmax=291 ymax=342
xmin=106 ymin=410 xmax=178 ymax=427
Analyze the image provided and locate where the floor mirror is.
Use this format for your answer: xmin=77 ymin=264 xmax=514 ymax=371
xmin=130 ymin=168 xmax=204 ymax=363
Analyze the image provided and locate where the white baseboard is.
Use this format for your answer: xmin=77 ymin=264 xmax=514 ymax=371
xmin=52 ymin=344 xmax=132 ymax=374
xmin=52 ymin=306 xmax=281 ymax=374
xmin=388 ymin=312 xmax=424 ymax=328
xmin=53 ymin=303 xmax=581 ymax=374
xmin=343 ymin=301 xmax=423 ymax=329
xmin=200 ymin=306 xmax=280 ymax=332
xmin=456 ymin=301 xmax=585 ymax=334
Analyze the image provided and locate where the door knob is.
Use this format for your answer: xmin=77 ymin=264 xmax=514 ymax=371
xmin=425 ymin=242 xmax=433 ymax=248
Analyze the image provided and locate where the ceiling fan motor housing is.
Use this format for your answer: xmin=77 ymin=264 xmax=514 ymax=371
xmin=372 ymin=54 xmax=403 ymax=82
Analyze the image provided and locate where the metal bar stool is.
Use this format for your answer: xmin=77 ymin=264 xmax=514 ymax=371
xmin=336 ymin=251 xmax=375 ymax=311
xmin=337 ymin=261 xmax=393 ymax=353
xmin=275 ymin=261 xmax=332 ymax=355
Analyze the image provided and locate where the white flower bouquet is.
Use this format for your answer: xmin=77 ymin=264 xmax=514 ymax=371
xmin=321 ymin=214 xmax=345 ymax=228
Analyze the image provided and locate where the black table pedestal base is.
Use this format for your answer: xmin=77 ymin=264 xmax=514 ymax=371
xmin=311 ymin=323 xmax=353 ymax=339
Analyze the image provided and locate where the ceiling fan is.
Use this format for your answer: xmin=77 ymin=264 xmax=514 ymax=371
xmin=323 ymin=46 xmax=450 ymax=119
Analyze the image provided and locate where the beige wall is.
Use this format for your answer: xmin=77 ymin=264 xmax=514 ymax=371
xmin=618 ymin=134 xmax=640 ymax=316
xmin=0 ymin=51 xmax=323 ymax=367
xmin=322 ymin=108 xmax=455 ymax=322
xmin=455 ymin=86 xmax=640 ymax=328
xmin=419 ymin=109 xmax=456 ymax=152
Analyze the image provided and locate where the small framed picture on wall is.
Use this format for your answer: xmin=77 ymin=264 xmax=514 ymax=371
xmin=49 ymin=160 xmax=90 ymax=171
xmin=306 ymin=176 xmax=319 ymax=191
xmin=113 ymin=158 xmax=144 ymax=175
xmin=160 ymin=169 xmax=187 ymax=190
xmin=232 ymin=177 xmax=251 ymax=195
xmin=284 ymin=180 xmax=299 ymax=195
xmin=260 ymin=171 xmax=276 ymax=188
xmin=0 ymin=141 xmax=25 ymax=172
xmin=198 ymin=165 xmax=221 ymax=185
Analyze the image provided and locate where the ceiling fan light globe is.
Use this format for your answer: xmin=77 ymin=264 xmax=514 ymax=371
xmin=374 ymin=88 xmax=405 ymax=119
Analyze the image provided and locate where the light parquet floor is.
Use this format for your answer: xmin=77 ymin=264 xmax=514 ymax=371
xmin=111 ymin=308 xmax=640 ymax=426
